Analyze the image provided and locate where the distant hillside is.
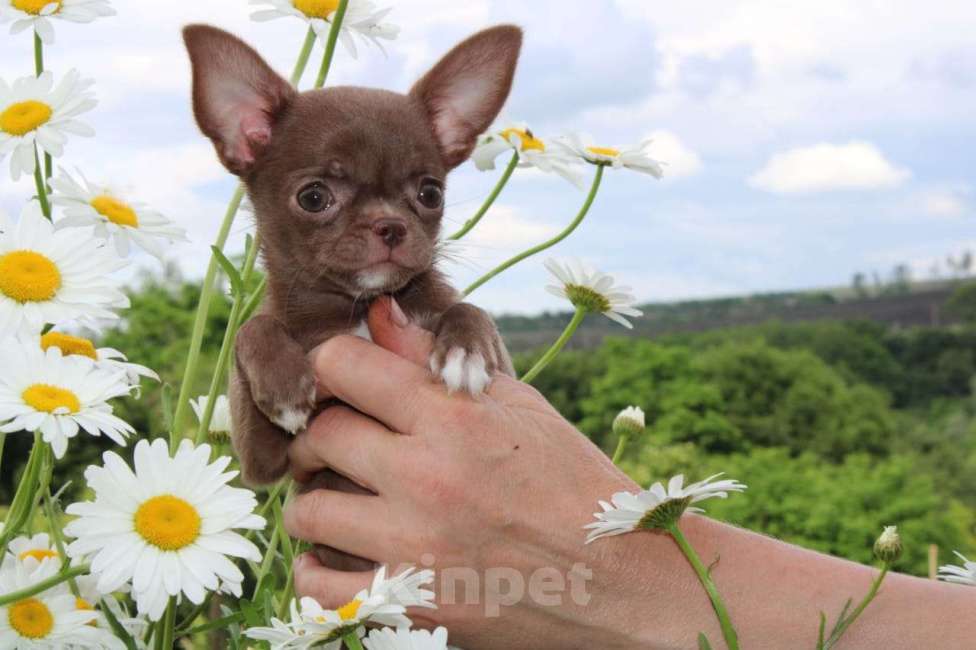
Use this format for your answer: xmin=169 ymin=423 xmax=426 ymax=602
xmin=497 ymin=280 xmax=967 ymax=353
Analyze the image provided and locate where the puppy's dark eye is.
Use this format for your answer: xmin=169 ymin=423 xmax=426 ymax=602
xmin=297 ymin=183 xmax=333 ymax=212
xmin=417 ymin=180 xmax=444 ymax=210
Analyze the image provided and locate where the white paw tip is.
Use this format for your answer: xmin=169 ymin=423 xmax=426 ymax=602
xmin=273 ymin=407 xmax=310 ymax=435
xmin=439 ymin=347 xmax=490 ymax=395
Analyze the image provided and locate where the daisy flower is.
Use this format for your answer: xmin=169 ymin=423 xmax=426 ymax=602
xmin=0 ymin=343 xmax=134 ymax=458
xmin=585 ymin=473 xmax=746 ymax=543
xmin=553 ymin=132 xmax=664 ymax=178
xmin=613 ymin=406 xmax=645 ymax=438
xmin=0 ymin=69 xmax=95 ymax=181
xmin=544 ymin=257 xmax=643 ymax=329
xmin=3 ymin=532 xmax=60 ymax=571
xmin=0 ymin=203 xmax=128 ymax=337
xmin=873 ymin=525 xmax=902 ymax=564
xmin=472 ymin=124 xmax=584 ymax=188
xmin=364 ymin=627 xmax=451 ymax=650
xmin=64 ymin=438 xmax=266 ymax=621
xmin=250 ymin=0 xmax=399 ymax=59
xmin=0 ymin=558 xmax=123 ymax=649
xmin=190 ymin=394 xmax=232 ymax=439
xmin=938 ymin=551 xmax=976 ymax=586
xmin=1 ymin=0 xmax=115 ymax=44
xmin=32 ymin=330 xmax=158 ymax=388
xmin=246 ymin=566 xmax=436 ymax=648
xmin=51 ymin=168 xmax=188 ymax=259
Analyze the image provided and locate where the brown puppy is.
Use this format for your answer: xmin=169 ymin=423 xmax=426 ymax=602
xmin=183 ymin=24 xmax=520 ymax=486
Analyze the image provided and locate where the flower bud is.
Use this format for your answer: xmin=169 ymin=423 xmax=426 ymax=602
xmin=873 ymin=526 xmax=902 ymax=563
xmin=613 ymin=406 xmax=645 ymax=439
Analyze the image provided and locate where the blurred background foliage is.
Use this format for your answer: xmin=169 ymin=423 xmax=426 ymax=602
xmin=3 ymin=274 xmax=976 ymax=577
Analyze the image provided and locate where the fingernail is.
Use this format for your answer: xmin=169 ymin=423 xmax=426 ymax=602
xmin=389 ymin=297 xmax=409 ymax=328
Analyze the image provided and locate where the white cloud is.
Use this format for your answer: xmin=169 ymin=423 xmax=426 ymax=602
xmin=748 ymin=141 xmax=910 ymax=194
xmin=460 ymin=205 xmax=557 ymax=248
xmin=920 ymin=187 xmax=970 ymax=217
xmin=647 ymin=130 xmax=702 ymax=180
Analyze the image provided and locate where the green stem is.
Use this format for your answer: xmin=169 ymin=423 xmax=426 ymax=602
xmin=26 ymin=443 xmax=53 ymax=530
xmin=0 ymin=432 xmax=44 ymax=555
xmin=0 ymin=564 xmax=90 ymax=607
xmin=194 ymin=235 xmax=261 ymax=445
xmin=314 ymin=0 xmax=349 ymax=88
xmin=272 ymin=495 xmax=297 ymax=618
xmin=667 ymin=523 xmax=739 ymax=650
xmin=826 ymin=565 xmax=890 ymax=648
xmin=611 ymin=434 xmax=629 ymax=465
xmin=520 ymin=307 xmax=586 ymax=384
xmin=33 ymin=35 xmax=53 ymax=184
xmin=344 ymin=632 xmax=365 ymax=650
xmin=160 ymin=598 xmax=177 ymax=650
xmin=290 ymin=27 xmax=317 ymax=85
xmin=43 ymin=489 xmax=79 ymax=597
xmin=448 ymin=152 xmax=519 ymax=240
xmin=170 ymin=185 xmax=245 ymax=448
xmin=252 ymin=525 xmax=281 ymax=599
xmin=33 ymin=31 xmax=43 ymax=76
xmin=463 ymin=164 xmax=605 ymax=297
xmin=33 ymin=146 xmax=51 ymax=219
xmin=0 ymin=432 xmax=6 ymax=480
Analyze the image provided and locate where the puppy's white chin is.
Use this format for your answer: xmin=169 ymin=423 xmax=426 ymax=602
xmin=357 ymin=268 xmax=392 ymax=291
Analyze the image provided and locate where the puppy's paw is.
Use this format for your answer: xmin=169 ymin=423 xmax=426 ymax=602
xmin=430 ymin=346 xmax=492 ymax=395
xmin=252 ymin=364 xmax=316 ymax=435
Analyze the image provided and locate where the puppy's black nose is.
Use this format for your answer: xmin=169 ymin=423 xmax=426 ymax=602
xmin=372 ymin=219 xmax=407 ymax=247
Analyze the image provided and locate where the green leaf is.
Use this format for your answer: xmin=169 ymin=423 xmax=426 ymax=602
xmin=817 ymin=612 xmax=826 ymax=650
xmin=698 ymin=632 xmax=713 ymax=650
xmin=212 ymin=245 xmax=244 ymax=298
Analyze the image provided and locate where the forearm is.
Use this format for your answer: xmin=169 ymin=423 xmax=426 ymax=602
xmin=597 ymin=515 xmax=974 ymax=649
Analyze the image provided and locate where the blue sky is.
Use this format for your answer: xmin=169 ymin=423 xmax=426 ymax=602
xmin=1 ymin=0 xmax=975 ymax=315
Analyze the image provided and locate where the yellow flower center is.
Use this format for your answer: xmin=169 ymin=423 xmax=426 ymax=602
xmin=74 ymin=598 xmax=99 ymax=626
xmin=22 ymin=384 xmax=80 ymax=414
xmin=0 ymin=250 xmax=62 ymax=303
xmin=336 ymin=599 xmax=363 ymax=622
xmin=134 ymin=495 xmax=202 ymax=551
xmin=586 ymin=146 xmax=620 ymax=158
xmin=293 ymin=0 xmax=339 ymax=19
xmin=11 ymin=0 xmax=61 ymax=15
xmin=501 ymin=128 xmax=545 ymax=153
xmin=40 ymin=332 xmax=98 ymax=360
xmin=17 ymin=549 xmax=58 ymax=563
xmin=0 ymin=100 xmax=53 ymax=136
xmin=8 ymin=599 xmax=54 ymax=639
xmin=90 ymin=196 xmax=139 ymax=228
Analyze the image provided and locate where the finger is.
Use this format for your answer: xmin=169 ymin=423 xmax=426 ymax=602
xmin=310 ymin=544 xmax=377 ymax=573
xmin=289 ymin=405 xmax=402 ymax=489
xmin=367 ymin=296 xmax=435 ymax=367
xmin=311 ymin=335 xmax=447 ymax=434
xmin=284 ymin=488 xmax=395 ymax=560
xmin=292 ymin=552 xmax=374 ymax=609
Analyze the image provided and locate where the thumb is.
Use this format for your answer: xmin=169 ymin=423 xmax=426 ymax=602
xmin=367 ymin=296 xmax=435 ymax=367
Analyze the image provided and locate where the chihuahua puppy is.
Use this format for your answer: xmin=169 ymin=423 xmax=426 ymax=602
xmin=183 ymin=24 xmax=520 ymax=485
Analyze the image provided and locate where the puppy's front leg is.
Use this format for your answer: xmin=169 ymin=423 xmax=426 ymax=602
xmin=429 ymin=302 xmax=515 ymax=394
xmin=232 ymin=315 xmax=316 ymax=483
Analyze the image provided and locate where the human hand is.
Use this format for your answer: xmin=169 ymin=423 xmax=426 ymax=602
xmin=284 ymin=297 xmax=658 ymax=649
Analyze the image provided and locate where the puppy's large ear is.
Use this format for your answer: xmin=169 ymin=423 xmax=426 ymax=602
xmin=410 ymin=25 xmax=523 ymax=169
xmin=183 ymin=25 xmax=296 ymax=176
